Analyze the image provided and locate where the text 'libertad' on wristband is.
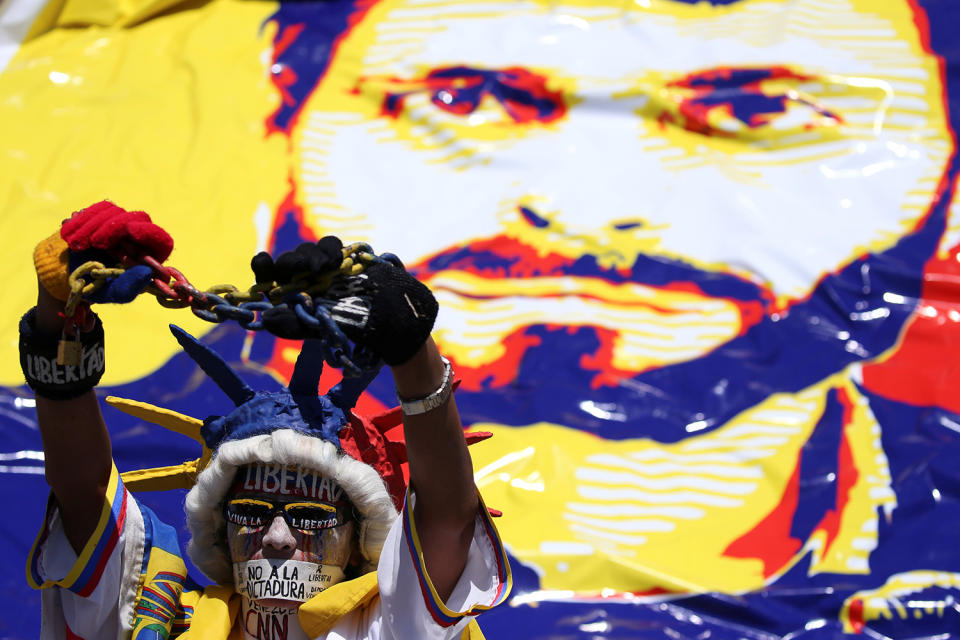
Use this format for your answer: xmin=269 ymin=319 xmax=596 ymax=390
xmin=18 ymin=307 xmax=106 ymax=401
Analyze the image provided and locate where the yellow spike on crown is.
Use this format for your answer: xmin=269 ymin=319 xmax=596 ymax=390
xmin=121 ymin=460 xmax=206 ymax=492
xmin=107 ymin=395 xmax=212 ymax=492
xmin=106 ymin=396 xmax=205 ymax=443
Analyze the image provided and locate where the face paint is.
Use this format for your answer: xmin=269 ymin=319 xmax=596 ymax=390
xmin=233 ymin=558 xmax=346 ymax=602
xmin=225 ymin=464 xmax=358 ymax=603
xmin=226 ymin=509 xmax=356 ymax=566
xmin=225 ymin=497 xmax=351 ymax=531
xmin=231 ymin=462 xmax=350 ymax=504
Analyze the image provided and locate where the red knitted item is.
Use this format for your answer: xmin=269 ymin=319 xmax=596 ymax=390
xmin=338 ymin=380 xmax=493 ymax=513
xmin=340 ymin=408 xmax=408 ymax=511
xmin=61 ymin=201 xmax=174 ymax=263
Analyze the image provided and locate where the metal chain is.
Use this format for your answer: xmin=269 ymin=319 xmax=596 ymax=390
xmin=63 ymin=243 xmax=386 ymax=376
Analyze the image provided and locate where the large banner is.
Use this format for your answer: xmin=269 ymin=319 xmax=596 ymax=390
xmin=1 ymin=0 xmax=959 ymax=637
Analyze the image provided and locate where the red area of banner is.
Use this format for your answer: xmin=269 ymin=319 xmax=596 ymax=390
xmin=447 ymin=328 xmax=542 ymax=392
xmin=848 ymin=597 xmax=866 ymax=634
xmin=268 ymin=23 xmax=305 ymax=111
xmin=862 ymin=238 xmax=960 ymax=413
xmin=723 ymin=454 xmax=802 ymax=578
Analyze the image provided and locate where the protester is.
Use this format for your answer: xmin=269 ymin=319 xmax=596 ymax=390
xmin=21 ymin=202 xmax=510 ymax=639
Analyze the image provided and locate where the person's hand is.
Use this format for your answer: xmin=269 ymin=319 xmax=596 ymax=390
xmin=59 ymin=200 xmax=173 ymax=263
xmin=251 ymin=238 xmax=437 ymax=366
xmin=35 ymin=200 xmax=174 ymax=306
xmin=251 ymin=236 xmax=343 ymax=285
xmin=251 ymin=237 xmax=346 ymax=340
xmin=328 ymin=259 xmax=437 ymax=366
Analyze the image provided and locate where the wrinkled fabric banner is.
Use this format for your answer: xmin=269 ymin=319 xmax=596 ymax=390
xmin=1 ymin=0 xmax=959 ymax=638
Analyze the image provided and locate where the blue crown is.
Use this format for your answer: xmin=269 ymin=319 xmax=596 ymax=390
xmin=169 ymin=325 xmax=381 ymax=451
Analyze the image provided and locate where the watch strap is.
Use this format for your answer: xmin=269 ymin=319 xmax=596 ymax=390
xmin=397 ymin=356 xmax=453 ymax=416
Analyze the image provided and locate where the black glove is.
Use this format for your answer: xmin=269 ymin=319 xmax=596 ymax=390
xmin=260 ymin=305 xmax=309 ymax=340
xmin=251 ymin=239 xmax=437 ymax=366
xmin=325 ymin=261 xmax=437 ymax=366
xmin=251 ymin=236 xmax=343 ymax=285
xmin=253 ymin=237 xmax=345 ymax=341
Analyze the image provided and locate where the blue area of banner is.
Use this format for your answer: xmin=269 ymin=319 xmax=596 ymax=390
xmin=788 ymin=388 xmax=843 ymax=542
xmin=263 ymin=0 xmax=368 ymax=134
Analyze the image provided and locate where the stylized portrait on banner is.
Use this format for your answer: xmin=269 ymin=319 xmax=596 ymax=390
xmin=1 ymin=0 xmax=958 ymax=637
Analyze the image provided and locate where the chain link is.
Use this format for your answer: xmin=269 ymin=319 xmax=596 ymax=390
xmin=63 ymin=243 xmax=384 ymax=376
xmin=65 ymin=262 xmax=126 ymax=317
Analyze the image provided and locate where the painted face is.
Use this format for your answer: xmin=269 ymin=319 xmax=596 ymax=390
xmin=291 ymin=0 xmax=949 ymax=377
xmin=225 ymin=463 xmax=356 ymax=604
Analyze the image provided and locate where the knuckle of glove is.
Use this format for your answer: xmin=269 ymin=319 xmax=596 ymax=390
xmin=60 ymin=201 xmax=119 ymax=248
xmin=275 ymin=247 xmax=310 ymax=283
xmin=61 ymin=201 xmax=128 ymax=250
xmin=251 ymin=252 xmax=276 ymax=284
xmin=313 ymin=236 xmax=343 ymax=272
xmin=262 ymin=306 xmax=309 ymax=339
xmin=253 ymin=236 xmax=344 ymax=285
xmin=60 ymin=201 xmax=173 ymax=263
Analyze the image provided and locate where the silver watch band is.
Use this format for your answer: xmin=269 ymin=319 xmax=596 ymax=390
xmin=397 ymin=356 xmax=453 ymax=415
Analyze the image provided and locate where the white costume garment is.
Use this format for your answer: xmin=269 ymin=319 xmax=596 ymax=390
xmin=27 ymin=464 xmax=510 ymax=640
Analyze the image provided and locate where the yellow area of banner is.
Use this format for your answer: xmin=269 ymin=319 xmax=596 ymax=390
xmin=471 ymin=372 xmax=896 ymax=594
xmin=0 ymin=0 xmax=288 ymax=385
xmin=25 ymin=0 xmax=195 ymax=39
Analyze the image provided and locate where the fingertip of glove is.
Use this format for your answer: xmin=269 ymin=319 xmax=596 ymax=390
xmin=126 ymin=220 xmax=174 ymax=262
xmin=251 ymin=251 xmax=276 ymax=284
xmin=317 ymin=235 xmax=343 ymax=255
xmin=34 ymin=231 xmax=71 ymax=302
xmin=294 ymin=242 xmax=315 ymax=255
xmin=86 ymin=264 xmax=153 ymax=304
xmin=275 ymin=251 xmax=308 ymax=282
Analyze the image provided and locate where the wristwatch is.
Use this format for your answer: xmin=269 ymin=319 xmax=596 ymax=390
xmin=397 ymin=356 xmax=453 ymax=415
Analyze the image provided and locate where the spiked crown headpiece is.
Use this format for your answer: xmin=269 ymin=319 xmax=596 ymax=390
xmin=107 ymin=326 xmax=489 ymax=585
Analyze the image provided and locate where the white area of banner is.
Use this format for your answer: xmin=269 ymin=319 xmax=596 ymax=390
xmin=0 ymin=0 xmax=47 ymax=73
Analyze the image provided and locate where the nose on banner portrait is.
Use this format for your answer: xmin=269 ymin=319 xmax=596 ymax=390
xmin=1 ymin=0 xmax=959 ymax=638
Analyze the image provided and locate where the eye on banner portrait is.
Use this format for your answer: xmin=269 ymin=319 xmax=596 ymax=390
xmin=1 ymin=0 xmax=959 ymax=638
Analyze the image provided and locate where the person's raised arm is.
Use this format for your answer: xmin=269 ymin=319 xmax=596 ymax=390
xmin=251 ymin=241 xmax=481 ymax=601
xmin=391 ymin=337 xmax=477 ymax=602
xmin=323 ymin=255 xmax=477 ymax=601
xmin=20 ymin=202 xmax=174 ymax=554
xmin=30 ymin=284 xmax=112 ymax=554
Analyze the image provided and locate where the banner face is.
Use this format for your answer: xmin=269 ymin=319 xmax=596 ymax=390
xmin=1 ymin=0 xmax=959 ymax=637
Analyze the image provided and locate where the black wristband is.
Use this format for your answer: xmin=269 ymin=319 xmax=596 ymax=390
xmin=19 ymin=307 xmax=105 ymax=400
